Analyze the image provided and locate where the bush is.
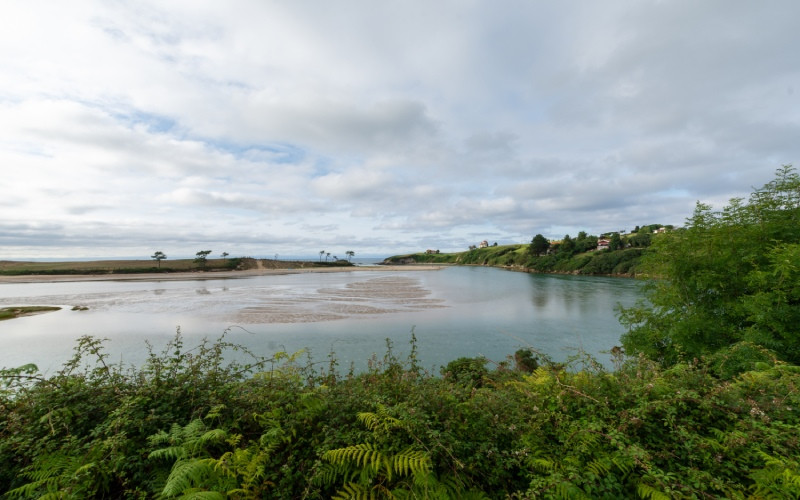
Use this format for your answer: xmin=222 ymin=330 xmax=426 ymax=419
xmin=441 ymin=356 xmax=488 ymax=387
xmin=3 ymin=334 xmax=800 ymax=498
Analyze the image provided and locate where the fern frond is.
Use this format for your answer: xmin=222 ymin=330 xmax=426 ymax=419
xmin=393 ymin=448 xmax=431 ymax=478
xmin=556 ymin=481 xmax=591 ymax=499
xmin=177 ymin=491 xmax=226 ymax=500
xmin=611 ymin=455 xmax=634 ymax=476
xmin=530 ymin=457 xmax=555 ymax=473
xmin=204 ymin=404 xmax=227 ymax=421
xmin=586 ymin=458 xmax=610 ymax=477
xmin=197 ymin=428 xmax=227 ymax=447
xmin=637 ymin=482 xmax=671 ymax=500
xmin=161 ymin=458 xmax=216 ymax=497
xmin=331 ymin=482 xmax=376 ymax=500
xmin=5 ymin=477 xmax=58 ymax=499
xmin=324 ymin=443 xmax=386 ymax=474
xmin=313 ymin=462 xmax=351 ymax=487
xmin=357 ymin=404 xmax=402 ymax=432
xmin=149 ymin=446 xmax=188 ymax=462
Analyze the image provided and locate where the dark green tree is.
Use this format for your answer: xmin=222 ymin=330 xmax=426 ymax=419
xmin=575 ymin=231 xmax=599 ymax=253
xmin=529 ymin=234 xmax=550 ymax=256
xmin=559 ymin=234 xmax=576 ymax=256
xmin=151 ymin=251 xmax=167 ymax=268
xmin=620 ymin=165 xmax=800 ymax=366
xmin=628 ymin=232 xmax=652 ymax=248
xmin=608 ymin=233 xmax=622 ymax=251
xmin=194 ymin=250 xmax=212 ymax=268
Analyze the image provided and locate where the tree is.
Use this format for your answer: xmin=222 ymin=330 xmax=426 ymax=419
xmin=194 ymin=250 xmax=212 ymax=268
xmin=325 ymin=252 xmax=331 ymax=262
xmin=319 ymin=250 xmax=325 ymax=262
xmin=620 ymin=165 xmax=800 ymax=367
xmin=608 ymin=232 xmax=622 ymax=251
xmin=559 ymin=234 xmax=576 ymax=255
xmin=575 ymin=231 xmax=599 ymax=253
xmin=628 ymin=232 xmax=652 ymax=248
xmin=346 ymin=250 xmax=355 ymax=262
xmin=151 ymin=251 xmax=167 ymax=268
xmin=221 ymin=252 xmax=229 ymax=260
xmin=529 ymin=234 xmax=550 ymax=256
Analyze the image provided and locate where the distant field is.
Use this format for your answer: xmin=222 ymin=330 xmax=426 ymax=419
xmin=0 ymin=259 xmax=200 ymax=272
xmin=0 ymin=258 xmax=350 ymax=275
xmin=0 ymin=258 xmax=238 ymax=275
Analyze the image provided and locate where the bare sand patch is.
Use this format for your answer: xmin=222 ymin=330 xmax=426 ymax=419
xmin=0 ymin=265 xmax=442 ymax=284
xmin=229 ymin=274 xmax=447 ymax=324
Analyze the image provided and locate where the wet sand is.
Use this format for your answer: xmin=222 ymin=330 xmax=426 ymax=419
xmin=0 ymin=264 xmax=443 ymax=284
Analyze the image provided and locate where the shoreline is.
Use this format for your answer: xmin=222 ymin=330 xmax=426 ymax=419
xmin=0 ymin=264 xmax=443 ymax=284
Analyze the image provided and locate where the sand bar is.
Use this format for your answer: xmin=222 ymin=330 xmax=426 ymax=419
xmin=0 ymin=264 xmax=443 ymax=284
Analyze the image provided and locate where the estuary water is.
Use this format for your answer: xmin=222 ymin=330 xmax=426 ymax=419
xmin=0 ymin=266 xmax=642 ymax=373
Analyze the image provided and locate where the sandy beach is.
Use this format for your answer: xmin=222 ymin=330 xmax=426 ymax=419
xmin=0 ymin=264 xmax=443 ymax=284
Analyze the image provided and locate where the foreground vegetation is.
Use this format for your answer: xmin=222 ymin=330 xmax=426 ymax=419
xmin=620 ymin=165 xmax=800 ymax=368
xmin=1 ymin=333 xmax=799 ymax=499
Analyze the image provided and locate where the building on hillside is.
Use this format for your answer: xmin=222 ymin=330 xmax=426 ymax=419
xmin=479 ymin=240 xmax=489 ymax=248
xmin=597 ymin=239 xmax=610 ymax=251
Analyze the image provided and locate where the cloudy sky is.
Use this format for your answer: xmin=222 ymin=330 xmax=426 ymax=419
xmin=1 ymin=1 xmax=798 ymax=259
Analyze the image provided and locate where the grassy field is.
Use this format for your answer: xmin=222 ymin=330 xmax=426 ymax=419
xmin=0 ymin=258 xmax=224 ymax=275
xmin=0 ymin=257 xmax=353 ymax=275
xmin=0 ymin=259 xmax=201 ymax=272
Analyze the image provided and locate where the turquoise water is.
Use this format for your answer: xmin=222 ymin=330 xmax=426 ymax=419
xmin=0 ymin=266 xmax=642 ymax=373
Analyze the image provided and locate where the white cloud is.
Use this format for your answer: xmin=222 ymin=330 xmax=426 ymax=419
xmin=0 ymin=0 xmax=798 ymax=258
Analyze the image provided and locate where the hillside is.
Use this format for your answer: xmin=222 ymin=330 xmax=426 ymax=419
xmin=383 ymin=243 xmax=647 ymax=276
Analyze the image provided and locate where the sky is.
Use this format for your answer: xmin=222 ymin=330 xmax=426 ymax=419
xmin=1 ymin=1 xmax=799 ymax=260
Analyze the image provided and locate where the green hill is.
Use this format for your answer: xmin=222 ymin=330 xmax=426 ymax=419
xmin=384 ymin=243 xmax=647 ymax=276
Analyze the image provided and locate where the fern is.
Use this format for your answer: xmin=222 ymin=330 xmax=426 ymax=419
xmin=331 ymin=482 xmax=377 ymax=500
xmin=324 ymin=443 xmax=388 ymax=476
xmin=177 ymin=491 xmax=226 ymax=500
xmin=357 ymin=404 xmax=403 ymax=432
xmin=161 ymin=458 xmax=217 ymax=497
xmin=5 ymin=452 xmax=101 ymax=499
xmin=149 ymin=446 xmax=189 ymax=462
xmin=636 ymin=482 xmax=672 ymax=500
xmin=392 ymin=448 xmax=431 ymax=477
xmin=749 ymin=451 xmax=800 ymax=497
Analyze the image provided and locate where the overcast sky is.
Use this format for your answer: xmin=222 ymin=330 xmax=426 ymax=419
xmin=1 ymin=1 xmax=798 ymax=259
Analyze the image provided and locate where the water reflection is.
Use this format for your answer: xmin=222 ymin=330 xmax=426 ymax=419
xmin=0 ymin=267 xmax=642 ymax=372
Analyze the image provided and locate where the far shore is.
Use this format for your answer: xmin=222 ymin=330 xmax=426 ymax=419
xmin=0 ymin=264 xmax=443 ymax=284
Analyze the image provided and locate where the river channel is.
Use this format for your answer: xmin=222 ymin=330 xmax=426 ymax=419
xmin=0 ymin=266 xmax=642 ymax=373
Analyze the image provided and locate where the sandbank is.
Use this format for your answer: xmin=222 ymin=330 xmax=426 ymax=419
xmin=0 ymin=264 xmax=442 ymax=284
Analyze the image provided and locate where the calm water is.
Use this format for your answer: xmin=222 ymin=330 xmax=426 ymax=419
xmin=0 ymin=267 xmax=642 ymax=373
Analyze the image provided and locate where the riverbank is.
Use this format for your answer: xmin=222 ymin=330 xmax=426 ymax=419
xmin=0 ymin=264 xmax=443 ymax=284
xmin=382 ymin=244 xmax=645 ymax=277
